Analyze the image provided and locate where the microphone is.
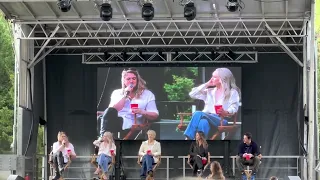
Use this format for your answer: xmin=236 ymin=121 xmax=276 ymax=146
xmin=126 ymin=83 xmax=133 ymax=96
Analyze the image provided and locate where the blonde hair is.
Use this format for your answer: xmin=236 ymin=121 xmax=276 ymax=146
xmin=207 ymin=161 xmax=225 ymax=180
xmin=147 ymin=130 xmax=156 ymax=138
xmin=121 ymin=68 xmax=146 ymax=98
xmin=57 ymin=131 xmax=66 ymax=142
xmin=214 ymin=68 xmax=241 ymax=103
xmin=104 ymin=131 xmax=115 ymax=149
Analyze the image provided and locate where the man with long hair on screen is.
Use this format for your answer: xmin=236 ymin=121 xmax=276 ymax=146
xmin=184 ymin=67 xmax=241 ymax=140
xmin=99 ymin=68 xmax=159 ymax=139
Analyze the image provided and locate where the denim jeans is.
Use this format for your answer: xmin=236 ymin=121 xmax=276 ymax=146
xmin=140 ymin=154 xmax=154 ymax=177
xmin=184 ymin=111 xmax=228 ymax=139
xmin=97 ymin=154 xmax=112 ymax=173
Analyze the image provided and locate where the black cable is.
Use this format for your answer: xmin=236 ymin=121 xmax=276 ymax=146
xmin=24 ymin=68 xmax=35 ymax=156
xmin=97 ymin=67 xmax=111 ymax=109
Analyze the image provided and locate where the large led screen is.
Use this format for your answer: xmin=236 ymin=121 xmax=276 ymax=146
xmin=97 ymin=67 xmax=242 ymax=140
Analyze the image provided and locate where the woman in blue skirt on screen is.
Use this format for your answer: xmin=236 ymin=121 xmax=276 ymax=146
xmin=184 ymin=67 xmax=241 ymax=140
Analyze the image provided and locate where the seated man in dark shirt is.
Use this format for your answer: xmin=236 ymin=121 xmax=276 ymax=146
xmin=236 ymin=132 xmax=262 ymax=175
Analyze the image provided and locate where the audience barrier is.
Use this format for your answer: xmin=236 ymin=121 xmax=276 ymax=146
xmin=27 ymin=155 xmax=302 ymax=180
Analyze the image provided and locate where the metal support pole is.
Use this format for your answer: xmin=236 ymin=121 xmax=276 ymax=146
xmin=307 ymin=1 xmax=316 ymax=179
xmin=42 ymin=54 xmax=48 ymax=180
xmin=302 ymin=19 xmax=308 ymax=180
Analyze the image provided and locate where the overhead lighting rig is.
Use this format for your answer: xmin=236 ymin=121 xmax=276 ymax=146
xmin=141 ymin=0 xmax=154 ymax=21
xmin=100 ymin=0 xmax=113 ymax=21
xmin=57 ymin=0 xmax=72 ymax=12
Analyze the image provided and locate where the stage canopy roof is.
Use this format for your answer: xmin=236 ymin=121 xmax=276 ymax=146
xmin=0 ymin=0 xmax=311 ymax=65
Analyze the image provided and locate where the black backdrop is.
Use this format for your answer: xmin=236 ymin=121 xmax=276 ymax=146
xmin=46 ymin=54 xmax=304 ymax=179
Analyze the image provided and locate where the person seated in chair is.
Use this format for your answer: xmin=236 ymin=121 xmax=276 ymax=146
xmin=236 ymin=132 xmax=262 ymax=176
xmin=51 ymin=131 xmax=76 ymax=180
xmin=138 ymin=130 xmax=161 ymax=180
xmin=206 ymin=161 xmax=225 ymax=180
xmin=93 ymin=131 xmax=116 ymax=179
xmin=183 ymin=68 xmax=241 ymax=140
xmin=189 ymin=131 xmax=209 ymax=176
xmin=99 ymin=68 xmax=159 ymax=139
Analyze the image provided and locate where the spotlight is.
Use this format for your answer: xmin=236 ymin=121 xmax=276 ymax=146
xmin=226 ymin=0 xmax=239 ymax=12
xmin=57 ymin=0 xmax=72 ymax=12
xmin=142 ymin=2 xmax=154 ymax=21
xmin=184 ymin=2 xmax=196 ymax=21
xmin=100 ymin=2 xmax=112 ymax=21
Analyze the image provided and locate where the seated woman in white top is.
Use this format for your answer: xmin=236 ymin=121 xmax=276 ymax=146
xmin=51 ymin=131 xmax=76 ymax=180
xmin=138 ymin=130 xmax=161 ymax=179
xmin=99 ymin=68 xmax=159 ymax=139
xmin=93 ymin=131 xmax=116 ymax=179
xmin=184 ymin=68 xmax=241 ymax=140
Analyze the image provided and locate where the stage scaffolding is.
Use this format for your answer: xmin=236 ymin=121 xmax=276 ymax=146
xmin=0 ymin=0 xmax=317 ymax=179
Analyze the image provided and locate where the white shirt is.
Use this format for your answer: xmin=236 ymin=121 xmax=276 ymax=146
xmin=93 ymin=140 xmax=117 ymax=156
xmin=138 ymin=140 xmax=161 ymax=163
xmin=189 ymin=84 xmax=240 ymax=114
xmin=52 ymin=142 xmax=76 ymax=163
xmin=109 ymin=89 xmax=159 ymax=130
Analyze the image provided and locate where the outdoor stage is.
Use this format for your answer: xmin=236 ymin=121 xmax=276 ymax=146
xmin=0 ymin=0 xmax=317 ymax=180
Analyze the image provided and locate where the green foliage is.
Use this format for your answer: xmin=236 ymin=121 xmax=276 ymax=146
xmin=0 ymin=12 xmax=14 ymax=154
xmin=164 ymin=75 xmax=195 ymax=101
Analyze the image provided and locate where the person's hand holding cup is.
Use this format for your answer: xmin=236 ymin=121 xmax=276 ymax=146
xmin=67 ymin=148 xmax=71 ymax=156
xmin=130 ymin=103 xmax=138 ymax=114
xmin=245 ymin=154 xmax=251 ymax=161
xmin=146 ymin=150 xmax=152 ymax=155
xmin=110 ymin=149 xmax=115 ymax=156
xmin=214 ymin=105 xmax=223 ymax=114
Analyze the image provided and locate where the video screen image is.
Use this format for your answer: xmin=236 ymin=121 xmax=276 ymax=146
xmin=97 ymin=67 xmax=242 ymax=140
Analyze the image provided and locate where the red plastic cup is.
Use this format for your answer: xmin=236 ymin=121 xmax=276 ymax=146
xmin=245 ymin=154 xmax=251 ymax=161
xmin=147 ymin=150 xmax=151 ymax=155
xmin=67 ymin=149 xmax=71 ymax=155
xmin=131 ymin=103 xmax=138 ymax=114
xmin=110 ymin=149 xmax=115 ymax=155
xmin=214 ymin=105 xmax=223 ymax=114
xmin=202 ymin=158 xmax=207 ymax=165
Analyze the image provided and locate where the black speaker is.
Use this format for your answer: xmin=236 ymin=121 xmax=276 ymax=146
xmin=7 ymin=175 xmax=24 ymax=180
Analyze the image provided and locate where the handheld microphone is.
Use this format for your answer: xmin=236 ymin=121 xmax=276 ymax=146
xmin=126 ymin=83 xmax=133 ymax=96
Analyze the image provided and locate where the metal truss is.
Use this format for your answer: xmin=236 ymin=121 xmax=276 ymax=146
xmin=82 ymin=51 xmax=258 ymax=64
xmin=15 ymin=18 xmax=307 ymax=52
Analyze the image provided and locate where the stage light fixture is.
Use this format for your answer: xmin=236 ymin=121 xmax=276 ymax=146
xmin=57 ymin=0 xmax=72 ymax=12
xmin=142 ymin=1 xmax=154 ymax=21
xmin=184 ymin=2 xmax=196 ymax=21
xmin=226 ymin=0 xmax=239 ymax=12
xmin=100 ymin=1 xmax=112 ymax=21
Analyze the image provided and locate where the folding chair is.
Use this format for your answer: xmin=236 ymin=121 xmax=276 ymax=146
xmin=187 ymin=152 xmax=211 ymax=172
xmin=48 ymin=146 xmax=72 ymax=180
xmin=137 ymin=155 xmax=161 ymax=180
xmin=91 ymin=146 xmax=116 ymax=179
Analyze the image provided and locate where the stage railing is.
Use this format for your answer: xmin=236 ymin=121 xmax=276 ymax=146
xmin=178 ymin=155 xmax=224 ymax=178
xmin=34 ymin=155 xmax=174 ymax=180
xmin=30 ymin=155 xmax=301 ymax=180
xmin=178 ymin=155 xmax=301 ymax=178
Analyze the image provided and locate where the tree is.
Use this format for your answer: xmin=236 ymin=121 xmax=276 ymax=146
xmin=0 ymin=12 xmax=14 ymax=154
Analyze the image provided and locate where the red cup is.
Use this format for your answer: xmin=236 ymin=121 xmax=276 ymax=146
xmin=67 ymin=149 xmax=71 ymax=155
xmin=245 ymin=154 xmax=251 ymax=161
xmin=110 ymin=149 xmax=115 ymax=155
xmin=214 ymin=105 xmax=223 ymax=114
xmin=130 ymin=103 xmax=138 ymax=114
xmin=202 ymin=158 xmax=207 ymax=165
xmin=147 ymin=150 xmax=151 ymax=155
